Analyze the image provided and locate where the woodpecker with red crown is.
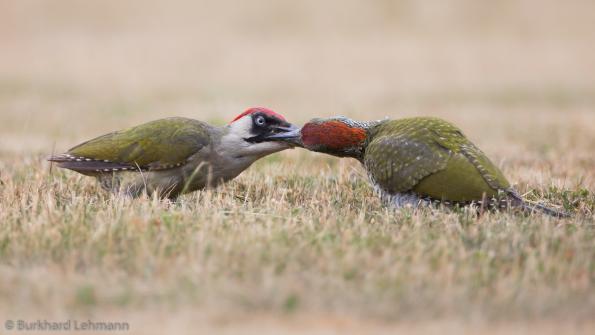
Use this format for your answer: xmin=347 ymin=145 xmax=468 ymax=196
xmin=49 ymin=107 xmax=296 ymax=198
xmin=266 ymin=116 xmax=569 ymax=217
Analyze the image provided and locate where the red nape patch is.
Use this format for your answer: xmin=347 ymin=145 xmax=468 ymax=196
xmin=301 ymin=121 xmax=367 ymax=149
xmin=230 ymin=107 xmax=286 ymax=123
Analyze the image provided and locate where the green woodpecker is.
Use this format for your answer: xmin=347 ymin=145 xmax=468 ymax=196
xmin=49 ymin=107 xmax=296 ymax=198
xmin=267 ymin=116 xmax=568 ymax=217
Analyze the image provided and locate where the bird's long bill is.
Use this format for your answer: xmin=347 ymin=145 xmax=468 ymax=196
xmin=265 ymin=125 xmax=303 ymax=147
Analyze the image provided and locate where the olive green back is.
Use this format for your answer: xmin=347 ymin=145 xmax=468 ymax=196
xmin=68 ymin=117 xmax=212 ymax=169
xmin=364 ymin=117 xmax=510 ymax=202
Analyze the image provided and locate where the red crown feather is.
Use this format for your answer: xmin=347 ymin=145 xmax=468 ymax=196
xmin=230 ymin=107 xmax=286 ymax=123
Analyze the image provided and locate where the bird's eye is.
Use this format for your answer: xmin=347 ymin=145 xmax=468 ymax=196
xmin=255 ymin=116 xmax=266 ymax=126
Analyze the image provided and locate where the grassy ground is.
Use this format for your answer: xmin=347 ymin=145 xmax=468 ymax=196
xmin=1 ymin=1 xmax=595 ymax=333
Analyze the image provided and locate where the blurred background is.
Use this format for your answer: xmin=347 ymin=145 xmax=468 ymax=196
xmin=1 ymin=2 xmax=595 ymax=332
xmin=1 ymin=0 xmax=594 ymax=181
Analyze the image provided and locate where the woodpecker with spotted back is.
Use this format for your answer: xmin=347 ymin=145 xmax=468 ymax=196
xmin=266 ymin=116 xmax=569 ymax=217
xmin=49 ymin=107 xmax=296 ymax=199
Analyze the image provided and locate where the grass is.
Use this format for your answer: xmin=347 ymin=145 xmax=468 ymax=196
xmin=1 ymin=153 xmax=594 ymax=333
xmin=2 ymin=0 xmax=595 ymax=333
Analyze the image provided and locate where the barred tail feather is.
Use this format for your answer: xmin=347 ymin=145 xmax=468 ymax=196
xmin=519 ymin=202 xmax=572 ymax=218
xmin=506 ymin=190 xmax=571 ymax=218
xmin=48 ymin=153 xmax=141 ymax=173
xmin=376 ymin=187 xmax=571 ymax=218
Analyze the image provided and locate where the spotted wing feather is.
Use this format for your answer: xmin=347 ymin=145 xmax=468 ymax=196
xmin=364 ymin=118 xmax=456 ymax=193
xmin=49 ymin=117 xmax=211 ymax=173
xmin=364 ymin=117 xmax=511 ymax=202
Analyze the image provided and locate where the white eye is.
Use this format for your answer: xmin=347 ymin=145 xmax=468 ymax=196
xmin=255 ymin=116 xmax=266 ymax=126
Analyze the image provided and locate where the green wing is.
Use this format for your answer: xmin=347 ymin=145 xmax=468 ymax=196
xmin=364 ymin=117 xmax=511 ymax=202
xmin=56 ymin=117 xmax=211 ymax=171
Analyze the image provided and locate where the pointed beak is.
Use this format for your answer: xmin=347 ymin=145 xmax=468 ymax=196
xmin=266 ymin=124 xmax=303 ymax=146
